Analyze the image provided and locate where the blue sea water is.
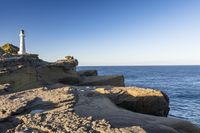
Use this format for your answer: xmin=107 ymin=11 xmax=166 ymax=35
xmin=78 ymin=66 xmax=200 ymax=127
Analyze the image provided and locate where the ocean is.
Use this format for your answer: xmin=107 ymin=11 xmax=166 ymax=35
xmin=78 ymin=66 xmax=200 ymax=127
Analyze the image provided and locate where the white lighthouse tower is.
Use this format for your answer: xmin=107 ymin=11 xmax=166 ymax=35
xmin=18 ymin=30 xmax=26 ymax=55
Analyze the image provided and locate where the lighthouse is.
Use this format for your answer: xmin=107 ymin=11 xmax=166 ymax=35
xmin=18 ymin=30 xmax=26 ymax=55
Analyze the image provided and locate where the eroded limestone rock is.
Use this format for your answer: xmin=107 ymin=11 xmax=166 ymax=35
xmin=79 ymin=75 xmax=125 ymax=86
xmin=78 ymin=70 xmax=98 ymax=77
xmin=75 ymin=86 xmax=199 ymax=133
xmin=95 ymin=87 xmax=170 ymax=116
xmin=0 ymin=55 xmax=80 ymax=93
xmin=0 ymin=85 xmax=199 ymax=133
xmin=0 ymin=55 xmax=125 ymax=94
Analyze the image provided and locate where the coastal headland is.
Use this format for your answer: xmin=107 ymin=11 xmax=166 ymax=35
xmin=0 ymin=44 xmax=199 ymax=133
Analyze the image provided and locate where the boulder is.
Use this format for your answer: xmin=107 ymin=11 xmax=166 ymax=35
xmin=1 ymin=43 xmax=19 ymax=55
xmin=78 ymin=70 xmax=98 ymax=77
xmin=95 ymin=87 xmax=170 ymax=116
xmin=74 ymin=86 xmax=200 ymax=133
xmin=78 ymin=75 xmax=125 ymax=86
xmin=56 ymin=56 xmax=78 ymax=68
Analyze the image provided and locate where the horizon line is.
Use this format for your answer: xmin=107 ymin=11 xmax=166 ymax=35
xmin=78 ymin=64 xmax=200 ymax=67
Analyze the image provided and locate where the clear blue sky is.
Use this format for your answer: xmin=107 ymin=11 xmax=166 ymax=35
xmin=0 ymin=0 xmax=200 ymax=66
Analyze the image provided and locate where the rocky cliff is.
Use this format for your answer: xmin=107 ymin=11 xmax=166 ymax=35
xmin=0 ymin=53 xmax=124 ymax=93
xmin=0 ymin=44 xmax=199 ymax=133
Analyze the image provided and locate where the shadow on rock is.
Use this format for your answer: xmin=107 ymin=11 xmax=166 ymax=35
xmin=11 ymin=97 xmax=56 ymax=116
xmin=0 ymin=117 xmax=21 ymax=132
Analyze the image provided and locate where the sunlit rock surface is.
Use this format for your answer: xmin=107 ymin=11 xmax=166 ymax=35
xmin=0 ymin=85 xmax=198 ymax=133
xmin=95 ymin=87 xmax=169 ymax=116
xmin=1 ymin=43 xmax=19 ymax=55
